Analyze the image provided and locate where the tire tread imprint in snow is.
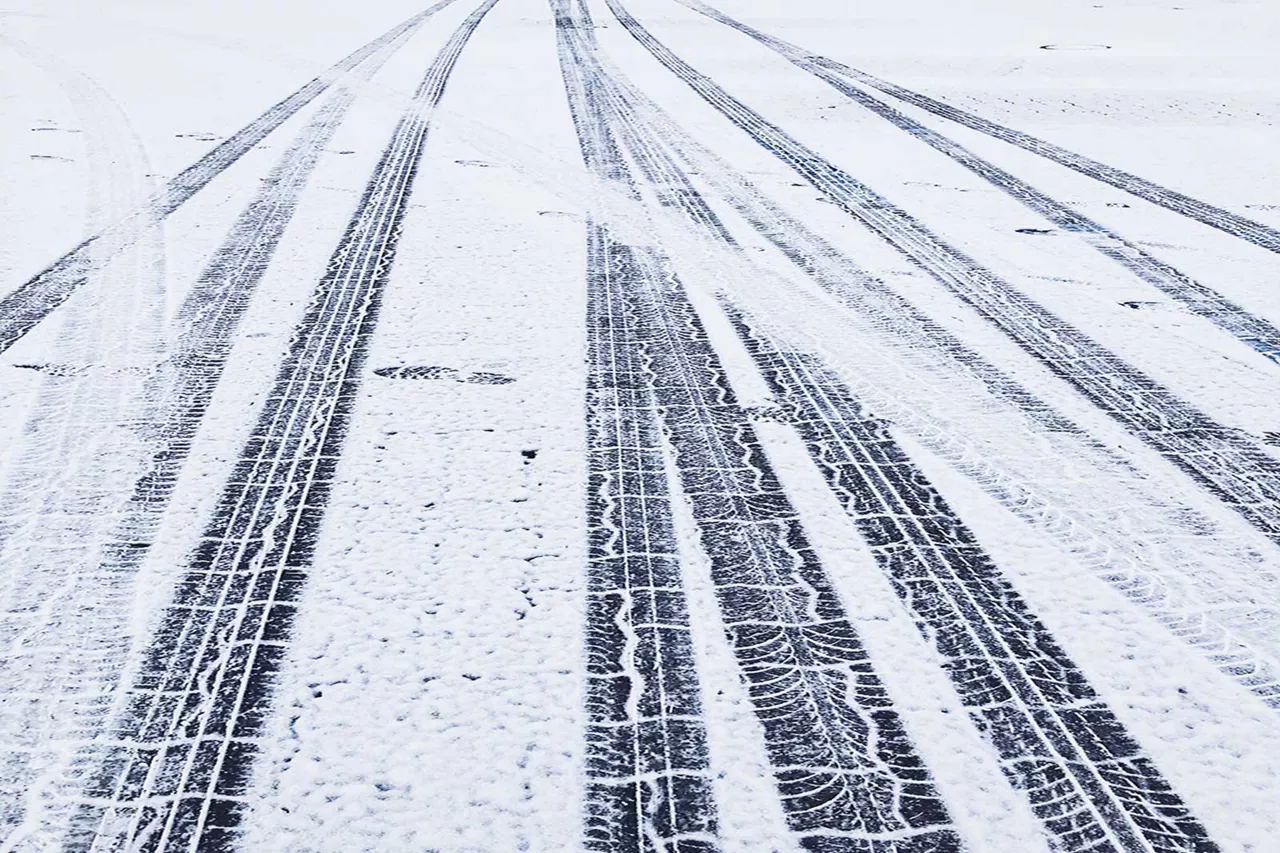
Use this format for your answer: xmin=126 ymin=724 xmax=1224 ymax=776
xmin=556 ymin=2 xmax=962 ymax=848
xmin=582 ymin=70 xmax=1280 ymax=713
xmin=675 ymin=0 xmax=1280 ymax=365
xmin=0 ymin=0 xmax=463 ymax=355
xmin=558 ymin=3 xmax=722 ymax=848
xmin=729 ymin=307 xmax=1220 ymax=853
xmin=64 ymin=2 xmax=499 ymax=849
xmin=604 ymin=0 xmax=1280 ymax=546
xmin=0 ymin=14 xmax=433 ymax=840
xmin=569 ymin=15 xmax=1220 ymax=848
xmin=677 ymin=0 xmax=1280 ymax=256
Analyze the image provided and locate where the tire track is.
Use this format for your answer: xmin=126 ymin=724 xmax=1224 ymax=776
xmin=580 ymin=0 xmax=1280 ymax=718
xmin=729 ymin=307 xmax=1218 ymax=853
xmin=582 ymin=227 xmax=721 ymax=853
xmin=673 ymin=0 xmax=1280 ymax=257
xmin=559 ymin=8 xmax=722 ymax=850
xmin=672 ymin=0 xmax=1280 ymax=365
xmin=0 ymin=24 xmax=431 ymax=848
xmin=0 ymin=33 xmax=167 ymax=851
xmin=605 ymin=41 xmax=1280 ymax=714
xmin=604 ymin=0 xmax=1280 ymax=546
xmin=556 ymin=3 xmax=962 ymax=848
xmin=568 ymin=20 xmax=1222 ymax=848
xmin=0 ymin=0 xmax=460 ymax=356
xmin=62 ymin=2 xmax=499 ymax=849
xmin=622 ymin=230 xmax=959 ymax=853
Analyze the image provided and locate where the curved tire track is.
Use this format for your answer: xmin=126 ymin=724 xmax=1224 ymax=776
xmin=0 ymin=0 xmax=460 ymax=356
xmin=0 ymin=15 xmax=444 ymax=847
xmin=605 ymin=0 xmax=1280 ymax=547
xmin=63 ymin=2 xmax=499 ymax=849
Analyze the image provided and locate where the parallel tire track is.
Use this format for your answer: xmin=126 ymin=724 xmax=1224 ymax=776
xmin=0 ymin=45 xmax=406 ymax=851
xmin=571 ymin=38 xmax=1280 ymax=714
xmin=583 ymin=226 xmax=721 ymax=853
xmin=605 ymin=0 xmax=1280 ymax=546
xmin=83 ymin=0 xmax=452 ymax=677
xmin=0 ymin=0 xmax=460 ymax=356
xmin=63 ymin=2 xmax=499 ymax=849
xmin=622 ymin=231 xmax=959 ymax=853
xmin=730 ymin=307 xmax=1218 ymax=853
xmin=674 ymin=0 xmax=1280 ymax=365
xmin=559 ymin=7 xmax=722 ymax=850
xmin=556 ymin=3 xmax=962 ymax=848
xmin=570 ymin=20 xmax=1221 ymax=848
xmin=674 ymin=0 xmax=1280 ymax=256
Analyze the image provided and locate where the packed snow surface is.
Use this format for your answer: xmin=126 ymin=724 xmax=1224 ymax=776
xmin=2 ymin=0 xmax=1279 ymax=850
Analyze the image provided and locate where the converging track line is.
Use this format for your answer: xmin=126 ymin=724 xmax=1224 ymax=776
xmin=63 ymin=2 xmax=499 ymax=849
xmin=673 ymin=0 xmax=1280 ymax=365
xmin=675 ymin=0 xmax=1280 ymax=256
xmin=605 ymin=0 xmax=1280 ymax=547
xmin=567 ymin=39 xmax=1280 ymax=713
xmin=0 ymin=0 xmax=461 ymax=356
xmin=565 ymin=13 xmax=1220 ymax=847
xmin=561 ymin=6 xmax=722 ymax=850
xmin=557 ymin=2 xmax=962 ymax=848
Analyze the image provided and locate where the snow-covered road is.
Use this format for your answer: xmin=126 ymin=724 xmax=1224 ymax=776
xmin=2 ymin=0 xmax=1279 ymax=850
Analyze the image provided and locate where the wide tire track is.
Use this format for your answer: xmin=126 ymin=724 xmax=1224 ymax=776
xmin=624 ymin=231 xmax=959 ymax=853
xmin=605 ymin=0 xmax=1280 ymax=546
xmin=570 ymin=19 xmax=1221 ymax=848
xmin=556 ymin=3 xmax=962 ymax=848
xmin=675 ymin=0 xmax=1280 ymax=256
xmin=583 ymin=227 xmax=721 ymax=853
xmin=674 ymin=0 xmax=1280 ymax=365
xmin=731 ymin=307 xmax=1218 ymax=853
xmin=582 ymin=62 xmax=1280 ymax=714
xmin=558 ymin=7 xmax=722 ymax=851
xmin=63 ymin=3 xmax=499 ymax=850
xmin=0 ymin=0 xmax=461 ymax=356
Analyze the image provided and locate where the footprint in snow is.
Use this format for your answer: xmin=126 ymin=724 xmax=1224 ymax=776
xmin=374 ymin=365 xmax=515 ymax=385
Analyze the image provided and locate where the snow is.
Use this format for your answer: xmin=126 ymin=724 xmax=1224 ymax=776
xmin=2 ymin=0 xmax=1279 ymax=850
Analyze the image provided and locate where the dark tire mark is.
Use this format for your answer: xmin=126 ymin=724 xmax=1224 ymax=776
xmin=562 ymin=12 xmax=1280 ymax=715
xmin=556 ymin=2 xmax=962 ymax=848
xmin=565 ymin=13 xmax=1221 ymax=845
xmin=729 ymin=306 xmax=1219 ymax=853
xmin=606 ymin=0 xmax=1280 ymax=546
xmin=673 ymin=0 xmax=1280 ymax=366
xmin=674 ymin=0 xmax=1280 ymax=255
xmin=581 ymin=226 xmax=721 ymax=853
xmin=556 ymin=5 xmax=722 ymax=850
xmin=64 ymin=2 xmax=499 ymax=849
xmin=0 ymin=0 xmax=462 ymax=356
xmin=0 ymin=6 xmax=456 ymax=833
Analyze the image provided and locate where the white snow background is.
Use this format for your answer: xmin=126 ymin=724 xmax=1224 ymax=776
xmin=2 ymin=0 xmax=1280 ymax=850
